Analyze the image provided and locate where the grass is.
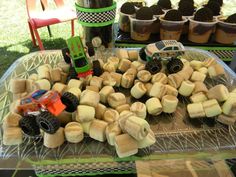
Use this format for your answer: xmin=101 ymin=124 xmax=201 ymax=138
xmin=0 ymin=0 xmax=235 ymax=78
xmin=0 ymin=0 xmax=80 ymax=77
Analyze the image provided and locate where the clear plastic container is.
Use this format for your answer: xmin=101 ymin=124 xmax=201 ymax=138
xmin=118 ymin=10 xmax=135 ymax=32
xmin=159 ymin=16 xmax=187 ymax=41
xmin=215 ymin=17 xmax=236 ymax=44
xmin=129 ymin=16 xmax=156 ymax=41
xmin=151 ymin=14 xmax=163 ymax=34
xmin=182 ymin=16 xmax=193 ymax=34
xmin=188 ymin=17 xmax=217 ymax=43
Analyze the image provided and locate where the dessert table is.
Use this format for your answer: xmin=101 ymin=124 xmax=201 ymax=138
xmin=0 ymin=48 xmax=236 ymax=176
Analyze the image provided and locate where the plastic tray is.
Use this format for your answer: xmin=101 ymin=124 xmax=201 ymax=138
xmin=0 ymin=49 xmax=236 ymax=176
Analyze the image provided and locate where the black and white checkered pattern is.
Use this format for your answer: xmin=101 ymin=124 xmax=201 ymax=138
xmin=76 ymin=9 xmax=116 ymax=24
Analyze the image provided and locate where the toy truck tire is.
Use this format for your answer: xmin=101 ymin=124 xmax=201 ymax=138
xmin=167 ymin=58 xmax=184 ymax=74
xmin=67 ymin=67 xmax=78 ymax=82
xmin=62 ymin=48 xmax=71 ymax=64
xmin=93 ymin=60 xmax=103 ymax=76
xmin=145 ymin=59 xmax=162 ymax=74
xmin=19 ymin=115 xmax=40 ymax=136
xmin=139 ymin=47 xmax=147 ymax=61
xmin=36 ymin=111 xmax=60 ymax=134
xmin=61 ymin=92 xmax=79 ymax=112
xmin=86 ymin=42 xmax=95 ymax=57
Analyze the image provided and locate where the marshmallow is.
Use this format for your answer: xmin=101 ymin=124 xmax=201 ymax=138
xmin=149 ymin=82 xmax=167 ymax=99
xmin=107 ymin=92 xmax=126 ymax=108
xmin=76 ymin=105 xmax=95 ymax=122
xmin=95 ymin=103 xmax=107 ymax=120
xmin=99 ymin=86 xmax=115 ymax=104
xmin=89 ymin=120 xmax=108 ymax=142
xmin=105 ymin=121 xmax=122 ymax=146
xmin=207 ymin=84 xmax=229 ymax=102
xmin=130 ymin=102 xmax=147 ymax=119
xmin=131 ymin=82 xmax=147 ymax=99
xmin=80 ymin=90 xmax=100 ymax=107
xmin=90 ymin=76 xmax=103 ymax=89
xmin=178 ymin=80 xmax=195 ymax=96
xmin=190 ymin=71 xmax=206 ymax=82
xmin=151 ymin=73 xmax=168 ymax=84
xmin=50 ymin=68 xmax=61 ymax=83
xmin=103 ymin=109 xmax=119 ymax=123
xmin=137 ymin=70 xmax=152 ymax=82
xmin=187 ymin=103 xmax=205 ymax=118
xmin=190 ymin=92 xmax=208 ymax=103
xmin=3 ymin=127 xmax=23 ymax=145
xmin=145 ymin=97 xmax=162 ymax=115
xmin=161 ymin=95 xmax=178 ymax=113
xmin=202 ymin=99 xmax=222 ymax=117
xmin=44 ymin=127 xmax=65 ymax=148
xmin=9 ymin=79 xmax=26 ymax=94
xmin=64 ymin=122 xmax=84 ymax=143
xmin=67 ymin=79 xmax=83 ymax=89
xmin=118 ymin=59 xmax=132 ymax=73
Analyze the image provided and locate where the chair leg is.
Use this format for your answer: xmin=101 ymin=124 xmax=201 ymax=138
xmin=28 ymin=21 xmax=37 ymax=47
xmin=71 ymin=20 xmax=75 ymax=36
xmin=34 ymin=28 xmax=45 ymax=50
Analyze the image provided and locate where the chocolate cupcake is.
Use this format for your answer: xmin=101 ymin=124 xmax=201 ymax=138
xmin=159 ymin=10 xmax=187 ymax=41
xmin=157 ymin=0 xmax=172 ymax=10
xmin=119 ymin=2 xmax=136 ymax=32
xmin=215 ymin=13 xmax=236 ymax=44
xmin=188 ymin=8 xmax=217 ymax=43
xmin=150 ymin=5 xmax=165 ymax=34
xmin=205 ymin=1 xmax=221 ymax=16
xmin=130 ymin=7 xmax=155 ymax=41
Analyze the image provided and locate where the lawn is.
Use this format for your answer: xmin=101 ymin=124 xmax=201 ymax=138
xmin=0 ymin=0 xmax=235 ymax=78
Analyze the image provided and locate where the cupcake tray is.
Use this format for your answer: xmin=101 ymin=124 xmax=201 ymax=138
xmin=114 ymin=25 xmax=236 ymax=62
xmin=0 ymin=49 xmax=236 ymax=176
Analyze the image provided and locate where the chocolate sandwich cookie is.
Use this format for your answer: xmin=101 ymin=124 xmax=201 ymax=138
xmin=178 ymin=1 xmax=195 ymax=16
xmin=164 ymin=10 xmax=182 ymax=21
xmin=120 ymin=2 xmax=136 ymax=14
xmin=157 ymin=0 xmax=172 ymax=9
xmin=205 ymin=1 xmax=221 ymax=16
xmin=225 ymin=13 xmax=236 ymax=23
xmin=194 ymin=7 xmax=213 ymax=22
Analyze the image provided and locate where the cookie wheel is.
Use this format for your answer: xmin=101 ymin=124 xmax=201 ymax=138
xmin=139 ymin=47 xmax=147 ymax=61
xmin=167 ymin=58 xmax=184 ymax=74
xmin=19 ymin=115 xmax=40 ymax=136
xmin=61 ymin=48 xmax=71 ymax=64
xmin=93 ymin=60 xmax=103 ymax=76
xmin=145 ymin=59 xmax=162 ymax=74
xmin=36 ymin=112 xmax=60 ymax=134
xmin=67 ymin=67 xmax=78 ymax=82
xmin=61 ymin=92 xmax=79 ymax=112
xmin=86 ymin=42 xmax=95 ymax=57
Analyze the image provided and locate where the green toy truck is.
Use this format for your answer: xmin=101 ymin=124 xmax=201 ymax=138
xmin=62 ymin=36 xmax=103 ymax=79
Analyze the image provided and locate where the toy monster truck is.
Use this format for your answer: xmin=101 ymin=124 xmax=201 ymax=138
xmin=139 ymin=40 xmax=185 ymax=74
xmin=18 ymin=90 xmax=79 ymax=136
xmin=61 ymin=36 xmax=103 ymax=79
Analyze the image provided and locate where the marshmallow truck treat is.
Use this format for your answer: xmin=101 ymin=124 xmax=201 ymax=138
xmin=5 ymin=38 xmax=235 ymax=158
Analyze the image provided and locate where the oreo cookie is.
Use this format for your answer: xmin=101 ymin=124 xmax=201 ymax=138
xmin=150 ymin=5 xmax=164 ymax=15
xmin=164 ymin=10 xmax=183 ymax=21
xmin=120 ymin=2 xmax=136 ymax=14
xmin=225 ymin=13 xmax=236 ymax=23
xmin=205 ymin=1 xmax=221 ymax=16
xmin=194 ymin=7 xmax=213 ymax=22
xmin=178 ymin=1 xmax=195 ymax=16
xmin=136 ymin=7 xmax=153 ymax=20
xmin=157 ymin=0 xmax=172 ymax=9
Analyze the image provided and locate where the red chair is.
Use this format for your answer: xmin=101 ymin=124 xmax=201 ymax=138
xmin=26 ymin=0 xmax=77 ymax=50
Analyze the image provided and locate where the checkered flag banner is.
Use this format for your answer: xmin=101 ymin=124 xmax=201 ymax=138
xmin=75 ymin=2 xmax=116 ymax=27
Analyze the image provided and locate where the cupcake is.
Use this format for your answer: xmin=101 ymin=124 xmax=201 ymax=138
xmin=150 ymin=5 xmax=165 ymax=34
xmin=119 ymin=2 xmax=136 ymax=32
xmin=188 ymin=7 xmax=217 ymax=43
xmin=130 ymin=7 xmax=156 ymax=41
xmin=159 ymin=10 xmax=187 ymax=41
xmin=178 ymin=1 xmax=195 ymax=34
xmin=157 ymin=0 xmax=172 ymax=10
xmin=215 ymin=13 xmax=236 ymax=44
xmin=205 ymin=1 xmax=221 ymax=16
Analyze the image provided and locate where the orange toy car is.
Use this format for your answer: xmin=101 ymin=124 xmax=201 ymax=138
xmin=18 ymin=90 xmax=79 ymax=136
